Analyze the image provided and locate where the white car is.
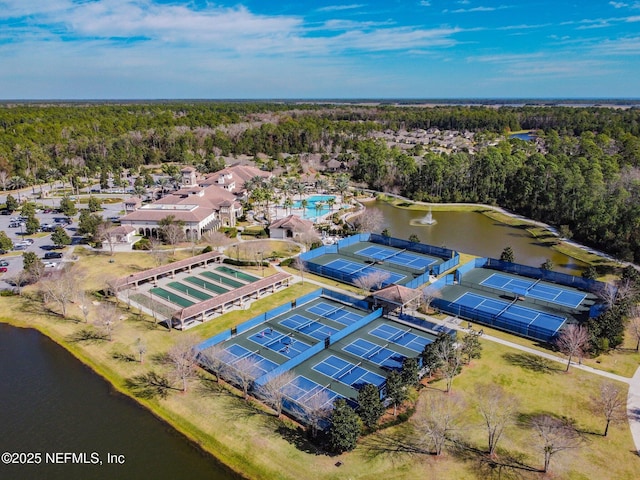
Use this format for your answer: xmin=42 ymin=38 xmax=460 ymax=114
xmin=43 ymin=262 xmax=57 ymax=268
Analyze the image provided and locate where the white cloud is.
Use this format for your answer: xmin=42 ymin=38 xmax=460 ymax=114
xmin=316 ymin=4 xmax=365 ymax=13
xmin=419 ymin=1 xmax=431 ymax=6
xmin=609 ymin=1 xmax=629 ymax=7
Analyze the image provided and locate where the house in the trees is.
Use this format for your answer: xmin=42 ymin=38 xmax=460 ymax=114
xmin=269 ymin=215 xmax=315 ymax=240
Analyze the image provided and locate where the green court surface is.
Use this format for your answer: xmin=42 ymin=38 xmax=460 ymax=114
xmin=200 ymin=270 xmax=244 ymax=288
xmin=216 ymin=265 xmax=259 ymax=282
xmin=168 ymin=281 xmax=212 ymax=301
xmin=150 ymin=287 xmax=195 ymax=308
xmin=184 ymin=276 xmax=229 ymax=295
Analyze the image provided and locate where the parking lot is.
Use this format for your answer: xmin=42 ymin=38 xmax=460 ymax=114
xmin=0 ymin=195 xmax=126 ymax=290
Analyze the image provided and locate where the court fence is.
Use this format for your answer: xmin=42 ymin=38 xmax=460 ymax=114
xmin=430 ymin=297 xmax=562 ymax=342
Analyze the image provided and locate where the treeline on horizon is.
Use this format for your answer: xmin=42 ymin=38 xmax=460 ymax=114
xmin=1 ymin=102 xmax=640 ymax=263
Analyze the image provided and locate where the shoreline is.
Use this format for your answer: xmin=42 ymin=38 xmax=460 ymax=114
xmin=0 ymin=316 xmax=249 ymax=480
xmin=362 ymin=192 xmax=623 ymax=270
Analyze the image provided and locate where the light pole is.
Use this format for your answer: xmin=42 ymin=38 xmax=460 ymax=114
xmin=258 ymin=251 xmax=264 ymax=277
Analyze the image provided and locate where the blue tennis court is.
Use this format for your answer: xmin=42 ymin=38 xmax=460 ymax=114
xmin=282 ymin=376 xmax=341 ymax=406
xmin=452 ymin=292 xmax=566 ymax=333
xmin=356 ymin=245 xmax=437 ymax=271
xmin=343 ymin=338 xmax=405 ymax=370
xmin=368 ymin=324 xmax=432 ymax=353
xmin=279 ymin=314 xmax=338 ymax=340
xmin=306 ymin=301 xmax=363 ymax=326
xmin=482 ymin=273 xmax=586 ymax=308
xmin=313 ymin=355 xmax=386 ymax=389
xmin=248 ymin=328 xmax=311 ymax=359
xmin=324 ymin=258 xmax=406 ymax=284
xmin=224 ymin=344 xmax=279 ymax=377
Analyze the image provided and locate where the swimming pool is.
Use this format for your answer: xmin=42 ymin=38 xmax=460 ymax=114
xmin=292 ymin=195 xmax=335 ymax=219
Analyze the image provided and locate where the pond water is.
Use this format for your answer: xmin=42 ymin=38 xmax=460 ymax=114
xmin=367 ymin=200 xmax=586 ymax=275
xmin=0 ymin=324 xmax=237 ymax=480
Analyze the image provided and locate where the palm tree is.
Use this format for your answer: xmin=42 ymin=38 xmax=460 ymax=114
xmin=283 ymin=197 xmax=294 ymax=216
xmin=327 ymin=197 xmax=336 ymax=212
xmin=295 ymin=181 xmax=306 ymax=201
xmin=300 ymin=199 xmax=308 ymax=218
xmin=334 ymin=174 xmax=350 ymax=199
xmin=315 ymin=201 xmax=325 ymax=219
xmin=316 ymin=177 xmax=329 ymax=194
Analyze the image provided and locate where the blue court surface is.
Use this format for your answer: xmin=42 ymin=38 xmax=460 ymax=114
xmin=342 ymin=338 xmax=405 ymax=370
xmin=224 ymin=344 xmax=279 ymax=377
xmin=453 ymin=292 xmax=566 ymax=333
xmin=279 ymin=314 xmax=339 ymax=340
xmin=306 ymin=301 xmax=363 ymax=326
xmin=356 ymin=245 xmax=437 ymax=271
xmin=324 ymin=258 xmax=406 ymax=284
xmin=313 ymin=355 xmax=386 ymax=389
xmin=481 ymin=273 xmax=586 ymax=308
xmin=368 ymin=324 xmax=432 ymax=353
xmin=248 ymin=328 xmax=311 ymax=359
xmin=282 ymin=376 xmax=341 ymax=407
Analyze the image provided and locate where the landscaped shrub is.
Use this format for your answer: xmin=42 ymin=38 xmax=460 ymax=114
xmin=133 ymin=238 xmax=151 ymax=250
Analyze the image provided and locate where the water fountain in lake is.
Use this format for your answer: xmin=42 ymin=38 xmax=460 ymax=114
xmin=410 ymin=207 xmax=437 ymax=226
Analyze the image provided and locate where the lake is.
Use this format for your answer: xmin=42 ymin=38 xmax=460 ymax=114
xmin=0 ymin=324 xmax=237 ymax=480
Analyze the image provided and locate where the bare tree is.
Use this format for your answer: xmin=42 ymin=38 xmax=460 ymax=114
xmin=555 ymin=324 xmax=590 ymax=372
xmin=135 ymin=337 xmax=147 ymax=364
xmin=297 ymin=229 xmax=322 ymax=250
xmin=475 ymin=384 xmax=518 ymax=456
xmin=198 ymin=343 xmax=229 ymax=383
xmin=436 ymin=337 xmax=463 ymax=392
xmin=167 ymin=336 xmax=199 ymax=393
xmin=421 ymin=285 xmax=442 ymax=314
xmin=529 ymin=414 xmax=582 ymax=473
xmin=77 ymin=289 xmax=92 ymax=323
xmin=201 ymin=230 xmax=231 ymax=252
xmin=299 ymin=390 xmax=333 ymax=439
xmin=414 ymin=391 xmax=465 ymax=456
xmin=97 ymin=221 xmax=116 ymax=256
xmin=94 ymin=302 xmax=120 ymax=341
xmin=39 ymin=267 xmax=80 ymax=318
xmin=228 ymin=355 xmax=261 ymax=400
xmin=161 ymin=223 xmax=185 ymax=254
xmin=291 ymin=256 xmax=306 ymax=284
xmin=353 ymin=208 xmax=384 ymax=233
xmin=353 ymin=270 xmax=391 ymax=293
xmin=11 ymin=269 xmax=32 ymax=296
xmin=259 ymin=371 xmax=296 ymax=417
xmin=598 ymin=280 xmax=637 ymax=308
xmin=149 ymin=238 xmax=167 ymax=266
xmin=591 ymin=382 xmax=627 ymax=436
xmin=630 ymin=306 xmax=640 ymax=351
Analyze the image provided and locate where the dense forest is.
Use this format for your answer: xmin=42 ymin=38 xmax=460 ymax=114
xmin=1 ymin=102 xmax=640 ymax=262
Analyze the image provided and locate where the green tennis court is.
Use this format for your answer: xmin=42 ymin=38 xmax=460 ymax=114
xmin=150 ymin=287 xmax=195 ymax=308
xmin=216 ymin=265 xmax=259 ymax=282
xmin=200 ymin=270 xmax=244 ymax=288
xmin=184 ymin=276 xmax=229 ymax=294
xmin=168 ymin=281 xmax=212 ymax=301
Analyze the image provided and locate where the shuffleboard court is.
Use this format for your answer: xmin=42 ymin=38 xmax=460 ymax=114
xmin=216 ymin=265 xmax=259 ymax=283
xmin=279 ymin=314 xmax=338 ymax=340
xmin=200 ymin=270 xmax=244 ymax=288
xmin=282 ymin=376 xmax=340 ymax=407
xmin=248 ymin=328 xmax=311 ymax=359
xmin=150 ymin=287 xmax=195 ymax=308
xmin=224 ymin=344 xmax=278 ymax=378
xmin=306 ymin=301 xmax=363 ymax=326
xmin=168 ymin=281 xmax=212 ymax=301
xmin=184 ymin=277 xmax=229 ymax=295
xmin=313 ymin=355 xmax=386 ymax=389
xmin=342 ymin=338 xmax=405 ymax=370
xmin=355 ymin=245 xmax=437 ymax=271
xmin=184 ymin=276 xmax=228 ymax=294
xmin=324 ymin=258 xmax=406 ymax=284
xmin=368 ymin=324 xmax=432 ymax=353
xmin=481 ymin=273 xmax=586 ymax=308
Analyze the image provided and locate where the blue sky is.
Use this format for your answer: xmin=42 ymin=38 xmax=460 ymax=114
xmin=1 ymin=0 xmax=639 ymax=99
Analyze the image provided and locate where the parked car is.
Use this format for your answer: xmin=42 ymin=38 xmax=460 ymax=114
xmin=44 ymin=252 xmax=63 ymax=259
xmin=0 ymin=267 xmax=7 ymax=273
xmin=43 ymin=262 xmax=56 ymax=268
xmin=0 ymin=260 xmax=8 ymax=266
